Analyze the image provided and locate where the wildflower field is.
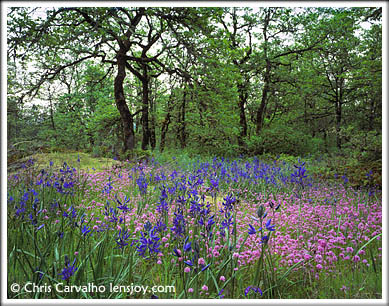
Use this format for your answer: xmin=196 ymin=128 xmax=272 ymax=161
xmin=6 ymin=153 xmax=382 ymax=299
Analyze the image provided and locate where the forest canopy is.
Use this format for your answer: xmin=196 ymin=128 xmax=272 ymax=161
xmin=7 ymin=6 xmax=382 ymax=162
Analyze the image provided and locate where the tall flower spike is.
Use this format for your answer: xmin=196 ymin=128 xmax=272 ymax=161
xmin=136 ymin=229 xmax=161 ymax=258
xmin=115 ymin=229 xmax=131 ymax=249
xmin=59 ymin=257 xmax=78 ymax=281
xmin=183 ymin=237 xmax=192 ymax=252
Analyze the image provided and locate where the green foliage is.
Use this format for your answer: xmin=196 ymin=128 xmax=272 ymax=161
xmin=245 ymin=125 xmax=325 ymax=157
xmin=341 ymin=128 xmax=382 ymax=162
xmin=120 ymin=148 xmax=154 ymax=163
xmin=299 ymin=153 xmax=382 ymax=189
xmin=6 ymin=7 xmax=382 ymax=177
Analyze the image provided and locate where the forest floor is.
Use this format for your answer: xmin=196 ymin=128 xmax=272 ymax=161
xmin=7 ymin=152 xmax=121 ymax=174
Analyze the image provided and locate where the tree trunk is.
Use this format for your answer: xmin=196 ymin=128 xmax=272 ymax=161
xmin=256 ymin=11 xmax=271 ymax=136
xmin=237 ymin=81 xmax=248 ymax=148
xmin=256 ymin=59 xmax=271 ymax=135
xmin=160 ymin=114 xmax=170 ymax=153
xmin=114 ymin=52 xmax=135 ymax=152
xmin=141 ymin=65 xmax=150 ymax=150
xmin=335 ymin=100 xmax=342 ymax=149
xmin=323 ymin=129 xmax=328 ymax=153
xmin=180 ymin=84 xmax=187 ymax=149
xmin=160 ymin=91 xmax=175 ymax=152
xmin=150 ymin=88 xmax=156 ymax=150
xmin=160 ymin=115 xmax=170 ymax=153
xmin=335 ymin=77 xmax=344 ymax=150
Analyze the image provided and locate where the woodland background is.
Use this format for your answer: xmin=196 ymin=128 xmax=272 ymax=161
xmin=7 ymin=7 xmax=382 ymax=184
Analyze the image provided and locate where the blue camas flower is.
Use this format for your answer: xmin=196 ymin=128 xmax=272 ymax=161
xmin=102 ymin=177 xmax=113 ymax=195
xmin=63 ymin=206 xmax=77 ymax=220
xmin=59 ymin=256 xmax=78 ymax=281
xmin=261 ymin=235 xmax=269 ymax=244
xmin=81 ymin=225 xmax=92 ymax=237
xmin=144 ymin=221 xmax=152 ymax=232
xmin=248 ymin=224 xmax=258 ymax=235
xmin=210 ymin=177 xmax=219 ymax=191
xmin=265 ymin=219 xmax=275 ymax=232
xmin=222 ymin=193 xmax=237 ymax=211
xmin=183 ymin=237 xmax=192 ymax=252
xmin=136 ymin=175 xmax=148 ymax=195
xmin=171 ymin=210 xmax=186 ymax=238
xmin=29 ymin=213 xmax=37 ymax=226
xmin=115 ymin=229 xmax=131 ymax=249
xmin=136 ymin=230 xmax=161 ymax=258
xmin=115 ymin=194 xmax=131 ymax=212
xmin=154 ymin=221 xmax=167 ymax=233
xmin=244 ymin=286 xmax=262 ymax=297
xmin=220 ymin=211 xmax=233 ymax=236
xmin=170 ymin=170 xmax=178 ymax=180
xmin=206 ymin=215 xmax=215 ymax=232
xmin=156 ymin=198 xmax=168 ymax=214
xmin=291 ymin=160 xmax=308 ymax=187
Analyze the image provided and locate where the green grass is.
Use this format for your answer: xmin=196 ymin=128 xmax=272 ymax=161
xmin=8 ymin=152 xmax=120 ymax=174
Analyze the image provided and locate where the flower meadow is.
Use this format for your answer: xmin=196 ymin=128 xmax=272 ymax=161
xmin=7 ymin=155 xmax=382 ymax=299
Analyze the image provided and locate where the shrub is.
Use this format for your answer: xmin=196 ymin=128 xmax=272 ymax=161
xmin=245 ymin=126 xmax=325 ymax=157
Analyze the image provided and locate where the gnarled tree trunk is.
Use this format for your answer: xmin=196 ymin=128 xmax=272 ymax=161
xmin=141 ymin=65 xmax=151 ymax=150
xmin=114 ymin=52 xmax=135 ymax=152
